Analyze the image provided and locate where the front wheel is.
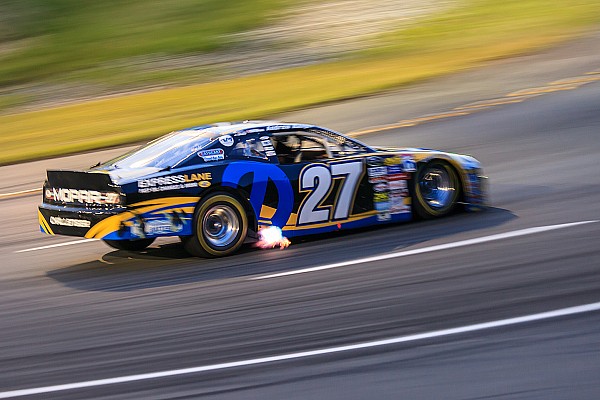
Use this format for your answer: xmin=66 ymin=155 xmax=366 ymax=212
xmin=182 ymin=193 xmax=248 ymax=257
xmin=103 ymin=238 xmax=155 ymax=251
xmin=412 ymin=160 xmax=460 ymax=219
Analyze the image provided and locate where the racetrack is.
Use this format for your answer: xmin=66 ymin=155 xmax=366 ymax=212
xmin=2 ymin=40 xmax=600 ymax=399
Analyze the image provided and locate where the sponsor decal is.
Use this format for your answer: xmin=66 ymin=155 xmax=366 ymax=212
xmin=49 ymin=216 xmax=91 ymax=228
xmin=138 ymin=173 xmax=212 ymax=193
xmin=391 ymin=188 xmax=408 ymax=197
xmin=377 ymin=212 xmax=391 ymax=221
xmin=218 ymin=135 xmax=234 ymax=147
xmin=391 ymin=203 xmax=410 ymax=213
xmin=374 ymin=201 xmax=391 ymax=211
xmin=245 ymin=128 xmax=267 ymax=134
xmin=387 ymin=173 xmax=410 ymax=181
xmin=402 ymin=156 xmax=417 ymax=172
xmin=266 ymin=125 xmax=292 ymax=131
xmin=373 ymin=192 xmax=390 ymax=203
xmin=388 ymin=179 xmax=407 ymax=191
xmin=262 ymin=141 xmax=275 ymax=153
xmin=366 ymin=156 xmax=383 ymax=167
xmin=144 ymin=219 xmax=183 ymax=236
xmin=45 ymin=188 xmax=120 ymax=205
xmin=390 ymin=190 xmax=407 ymax=200
xmin=198 ymin=149 xmax=225 ymax=162
xmin=384 ymin=156 xmax=402 ymax=166
xmin=373 ymin=182 xmax=389 ymax=192
xmin=367 ymin=166 xmax=387 ymax=177
xmin=127 ymin=211 xmax=188 ymax=238
xmin=387 ymin=165 xmax=403 ymax=174
xmin=368 ymin=175 xmax=387 ymax=184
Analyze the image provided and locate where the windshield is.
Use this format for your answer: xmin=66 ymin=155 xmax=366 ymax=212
xmin=105 ymin=131 xmax=213 ymax=169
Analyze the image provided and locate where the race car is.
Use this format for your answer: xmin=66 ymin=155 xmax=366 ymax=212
xmin=38 ymin=121 xmax=487 ymax=257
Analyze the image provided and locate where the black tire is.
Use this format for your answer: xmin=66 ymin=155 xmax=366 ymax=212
xmin=412 ymin=160 xmax=461 ymax=219
xmin=103 ymin=238 xmax=155 ymax=251
xmin=182 ymin=192 xmax=248 ymax=257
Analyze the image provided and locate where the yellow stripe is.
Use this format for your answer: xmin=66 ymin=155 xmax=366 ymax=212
xmin=38 ymin=210 xmax=54 ymax=235
xmin=454 ymin=96 xmax=534 ymax=110
xmin=259 ymin=205 xmax=277 ymax=220
xmin=349 ymin=111 xmax=472 ymax=137
xmin=507 ymin=84 xmax=577 ymax=97
xmin=282 ymin=210 xmax=378 ymax=231
xmin=550 ymin=76 xmax=600 ymax=85
xmin=85 ymin=197 xmax=199 ymax=239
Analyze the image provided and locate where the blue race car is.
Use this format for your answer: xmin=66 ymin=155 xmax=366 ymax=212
xmin=38 ymin=121 xmax=487 ymax=257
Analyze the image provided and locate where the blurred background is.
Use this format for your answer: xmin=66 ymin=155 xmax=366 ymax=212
xmin=2 ymin=3 xmax=600 ymax=399
xmin=1 ymin=0 xmax=599 ymax=164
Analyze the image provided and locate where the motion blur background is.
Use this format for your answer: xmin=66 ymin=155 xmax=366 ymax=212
xmin=1 ymin=0 xmax=599 ymax=165
xmin=2 ymin=2 xmax=600 ymax=399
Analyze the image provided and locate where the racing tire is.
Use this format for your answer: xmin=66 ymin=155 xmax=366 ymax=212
xmin=182 ymin=192 xmax=248 ymax=257
xmin=103 ymin=238 xmax=155 ymax=251
xmin=412 ymin=160 xmax=461 ymax=219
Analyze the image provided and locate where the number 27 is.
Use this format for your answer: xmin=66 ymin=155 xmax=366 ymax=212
xmin=297 ymin=161 xmax=363 ymax=225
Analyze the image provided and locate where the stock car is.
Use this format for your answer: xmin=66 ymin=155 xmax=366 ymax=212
xmin=38 ymin=121 xmax=487 ymax=257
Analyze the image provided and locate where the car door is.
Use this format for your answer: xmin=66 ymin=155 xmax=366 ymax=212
xmin=273 ymin=131 xmax=373 ymax=235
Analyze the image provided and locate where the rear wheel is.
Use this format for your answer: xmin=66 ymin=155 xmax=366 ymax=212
xmin=182 ymin=193 xmax=248 ymax=257
xmin=412 ymin=160 xmax=460 ymax=219
xmin=103 ymin=238 xmax=155 ymax=251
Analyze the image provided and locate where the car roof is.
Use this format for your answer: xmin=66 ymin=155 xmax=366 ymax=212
xmin=179 ymin=121 xmax=320 ymax=137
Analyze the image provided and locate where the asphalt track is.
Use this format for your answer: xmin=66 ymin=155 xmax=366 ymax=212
xmin=2 ymin=40 xmax=600 ymax=398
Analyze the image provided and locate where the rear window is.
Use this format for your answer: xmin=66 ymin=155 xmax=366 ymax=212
xmin=106 ymin=131 xmax=213 ymax=169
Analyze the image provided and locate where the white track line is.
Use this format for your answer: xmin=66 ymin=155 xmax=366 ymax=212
xmin=15 ymin=239 xmax=98 ymax=253
xmin=0 ymin=188 xmax=41 ymax=199
xmin=252 ymin=220 xmax=598 ymax=280
xmin=1 ymin=301 xmax=599 ymax=399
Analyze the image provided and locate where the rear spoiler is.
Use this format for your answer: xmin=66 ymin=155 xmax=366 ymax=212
xmin=46 ymin=170 xmax=118 ymax=190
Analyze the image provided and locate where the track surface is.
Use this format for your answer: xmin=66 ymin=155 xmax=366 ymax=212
xmin=2 ymin=41 xmax=600 ymax=398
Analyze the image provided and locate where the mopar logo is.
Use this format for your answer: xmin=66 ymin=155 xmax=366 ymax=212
xmin=46 ymin=188 xmax=120 ymax=205
xmin=222 ymin=162 xmax=294 ymax=228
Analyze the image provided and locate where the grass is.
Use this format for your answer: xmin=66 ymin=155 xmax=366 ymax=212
xmin=1 ymin=0 xmax=600 ymax=165
xmin=0 ymin=0 xmax=288 ymax=87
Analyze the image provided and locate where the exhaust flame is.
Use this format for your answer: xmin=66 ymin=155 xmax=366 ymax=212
xmin=255 ymin=226 xmax=291 ymax=250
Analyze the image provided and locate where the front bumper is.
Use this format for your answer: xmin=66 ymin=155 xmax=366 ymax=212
xmin=463 ymin=172 xmax=488 ymax=211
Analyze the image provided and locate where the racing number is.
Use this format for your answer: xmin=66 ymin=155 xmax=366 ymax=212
xmin=298 ymin=161 xmax=363 ymax=224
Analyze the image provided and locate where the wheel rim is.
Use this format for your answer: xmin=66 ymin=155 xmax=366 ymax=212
xmin=418 ymin=165 xmax=456 ymax=210
xmin=202 ymin=204 xmax=240 ymax=248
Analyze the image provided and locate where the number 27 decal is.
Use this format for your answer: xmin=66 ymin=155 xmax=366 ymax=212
xmin=298 ymin=160 xmax=363 ymax=225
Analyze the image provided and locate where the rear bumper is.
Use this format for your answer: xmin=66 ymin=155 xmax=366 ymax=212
xmin=38 ymin=204 xmax=122 ymax=238
xmin=39 ymin=197 xmax=197 ymax=240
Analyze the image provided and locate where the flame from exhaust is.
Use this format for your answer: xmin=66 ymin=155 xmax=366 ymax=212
xmin=255 ymin=226 xmax=291 ymax=250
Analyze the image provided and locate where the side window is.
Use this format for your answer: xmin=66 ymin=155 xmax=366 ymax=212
xmin=272 ymin=134 xmax=301 ymax=164
xmin=228 ymin=137 xmax=268 ymax=160
xmin=323 ymin=138 xmax=363 ymax=158
xmin=311 ymin=129 xmax=370 ymax=158
xmin=298 ymin=136 xmax=328 ymax=162
xmin=272 ymin=133 xmax=330 ymax=164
